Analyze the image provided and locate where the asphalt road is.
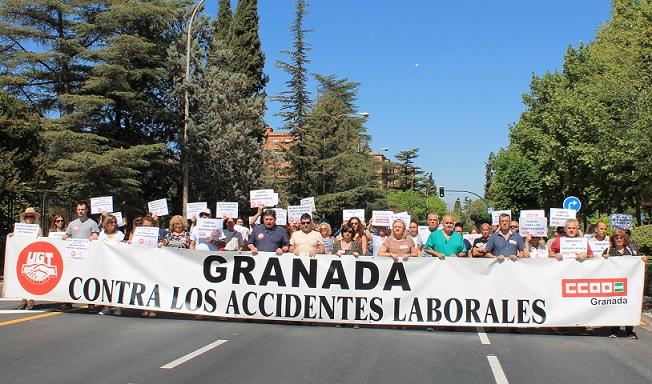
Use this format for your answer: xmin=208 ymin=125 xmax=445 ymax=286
xmin=1 ymin=299 xmax=651 ymax=384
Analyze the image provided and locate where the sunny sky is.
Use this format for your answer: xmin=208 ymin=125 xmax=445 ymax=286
xmin=205 ymin=1 xmax=613 ymax=207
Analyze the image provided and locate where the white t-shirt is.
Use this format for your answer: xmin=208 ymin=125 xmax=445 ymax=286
xmin=234 ymin=224 xmax=251 ymax=242
xmin=290 ymin=230 xmax=324 ymax=255
xmin=98 ymin=230 xmax=125 ymax=243
xmin=222 ymin=229 xmax=244 ymax=251
xmin=191 ymin=227 xmax=221 ymax=251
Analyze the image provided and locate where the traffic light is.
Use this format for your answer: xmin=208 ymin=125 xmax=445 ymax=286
xmin=439 ymin=186 xmax=445 ymax=198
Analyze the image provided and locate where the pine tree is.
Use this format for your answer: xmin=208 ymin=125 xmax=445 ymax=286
xmin=275 ymin=0 xmax=313 ymax=202
xmin=214 ymin=0 xmax=232 ymax=41
xmin=394 ymin=148 xmax=422 ymax=191
xmin=228 ymin=0 xmax=267 ymax=96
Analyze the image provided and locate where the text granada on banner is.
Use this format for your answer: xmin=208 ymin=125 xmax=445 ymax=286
xmin=2 ymin=237 xmax=645 ymax=327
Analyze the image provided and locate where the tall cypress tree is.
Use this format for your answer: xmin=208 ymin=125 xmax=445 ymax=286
xmin=274 ymin=0 xmax=312 ymax=202
xmin=214 ymin=0 xmax=232 ymax=41
xmin=229 ymin=0 xmax=268 ymax=96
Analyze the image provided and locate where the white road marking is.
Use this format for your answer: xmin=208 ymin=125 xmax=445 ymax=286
xmin=487 ymin=355 xmax=509 ymax=384
xmin=477 ymin=326 xmax=490 ymax=345
xmin=0 ymin=310 xmax=47 ymax=314
xmin=161 ymin=339 xmax=228 ymax=369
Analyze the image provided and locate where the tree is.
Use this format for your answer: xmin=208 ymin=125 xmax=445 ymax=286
xmin=386 ymin=190 xmax=446 ymax=223
xmin=394 ymin=148 xmax=423 ymax=191
xmin=228 ymin=0 xmax=267 ymax=96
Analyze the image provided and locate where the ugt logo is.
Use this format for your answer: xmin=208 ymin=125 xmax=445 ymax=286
xmin=561 ymin=278 xmax=627 ymax=298
xmin=16 ymin=241 xmax=64 ymax=295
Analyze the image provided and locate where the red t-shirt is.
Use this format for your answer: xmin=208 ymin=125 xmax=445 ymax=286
xmin=550 ymin=236 xmax=593 ymax=255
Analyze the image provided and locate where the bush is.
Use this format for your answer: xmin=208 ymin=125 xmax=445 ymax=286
xmin=631 ymin=225 xmax=652 ymax=256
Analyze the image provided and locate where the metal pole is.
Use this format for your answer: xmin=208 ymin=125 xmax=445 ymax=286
xmin=446 ymin=189 xmax=490 ymax=209
xmin=182 ymin=0 xmax=205 ymax=219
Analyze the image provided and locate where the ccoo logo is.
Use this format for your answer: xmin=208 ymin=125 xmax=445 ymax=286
xmin=16 ymin=241 xmax=64 ymax=295
xmin=561 ymin=278 xmax=627 ymax=298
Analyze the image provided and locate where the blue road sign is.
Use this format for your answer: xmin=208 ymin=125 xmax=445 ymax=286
xmin=563 ymin=196 xmax=581 ymax=212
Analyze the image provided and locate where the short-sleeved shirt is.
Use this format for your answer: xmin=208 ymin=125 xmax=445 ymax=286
xmin=249 ymin=224 xmax=289 ymax=252
xmin=98 ymin=230 xmax=125 ymax=243
xmin=485 ymin=231 xmax=525 ymax=257
xmin=66 ymin=217 xmax=99 ymax=239
xmin=382 ymin=236 xmax=415 ymax=256
xmin=602 ymin=246 xmax=636 ymax=256
xmin=472 ymin=236 xmax=491 ymax=256
xmin=221 ymin=229 xmax=244 ymax=251
xmin=290 ymin=230 xmax=324 ymax=254
xmin=409 ymin=235 xmax=423 ymax=249
xmin=164 ymin=231 xmax=191 ymax=249
xmin=424 ymin=230 xmax=466 ymax=257
xmin=550 ymin=236 xmax=593 ymax=256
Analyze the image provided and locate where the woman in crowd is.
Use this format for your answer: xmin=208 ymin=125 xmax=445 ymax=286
xmin=602 ymin=229 xmax=638 ymax=339
xmin=98 ymin=214 xmax=125 ymax=243
xmin=348 ymin=217 xmax=369 ymax=256
xmin=471 ymin=223 xmax=492 ymax=257
xmin=525 ymin=235 xmax=548 ymax=258
xmin=158 ymin=215 xmax=191 ymax=249
xmin=219 ymin=217 xmax=245 ymax=251
xmin=371 ymin=225 xmax=389 ymax=256
xmin=14 ymin=207 xmax=43 ymax=310
xmin=49 ymin=214 xmax=66 ymax=238
xmin=127 ymin=216 xmax=144 ymax=244
xmin=318 ymin=222 xmax=335 ymax=254
xmin=408 ymin=221 xmax=423 ymax=253
xmin=333 ymin=223 xmax=363 ymax=256
xmin=379 ymin=219 xmax=419 ymax=261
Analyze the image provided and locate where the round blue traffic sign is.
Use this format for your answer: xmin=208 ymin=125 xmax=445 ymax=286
xmin=563 ymin=196 xmax=581 ymax=212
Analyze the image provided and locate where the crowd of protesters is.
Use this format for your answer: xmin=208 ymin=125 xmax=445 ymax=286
xmin=8 ymin=202 xmax=644 ymax=338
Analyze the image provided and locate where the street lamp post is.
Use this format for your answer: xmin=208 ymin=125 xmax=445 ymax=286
xmin=182 ymin=0 xmax=205 ymax=218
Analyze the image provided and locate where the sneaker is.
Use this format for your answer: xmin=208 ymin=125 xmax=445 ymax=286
xmin=353 ymin=324 xmax=360 ymax=329
xmin=148 ymin=311 xmax=157 ymax=318
xmin=98 ymin=307 xmax=111 ymax=316
xmin=87 ymin=304 xmax=97 ymax=314
xmin=25 ymin=300 xmax=35 ymax=310
xmin=58 ymin=303 xmax=72 ymax=311
xmin=141 ymin=311 xmax=150 ymax=317
xmin=16 ymin=299 xmax=27 ymax=310
xmin=627 ymin=332 xmax=638 ymax=340
xmin=426 ymin=327 xmax=434 ymax=332
xmin=608 ymin=334 xmax=617 ymax=338
xmin=112 ymin=307 xmax=122 ymax=316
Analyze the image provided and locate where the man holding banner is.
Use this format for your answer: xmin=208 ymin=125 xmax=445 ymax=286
xmin=486 ymin=213 xmax=526 ymax=261
xmin=549 ymin=219 xmax=593 ymax=260
xmin=423 ymin=215 xmax=466 ymax=259
xmin=248 ymin=209 xmax=289 ymax=255
xmin=290 ymin=213 xmax=324 ymax=256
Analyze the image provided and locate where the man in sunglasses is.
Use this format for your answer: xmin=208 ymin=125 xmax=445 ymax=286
xmin=290 ymin=213 xmax=325 ymax=257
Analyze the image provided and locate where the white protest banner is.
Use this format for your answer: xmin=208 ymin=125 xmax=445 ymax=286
xmin=249 ymin=189 xmax=278 ymax=208
xmin=519 ymin=216 xmax=548 ymax=237
xmin=491 ymin=210 xmax=511 ymax=226
xmin=589 ymin=240 xmax=610 ymax=256
xmin=4 ymin=236 xmax=645 ymax=327
xmin=371 ymin=211 xmax=394 ymax=227
xmin=90 ymin=196 xmax=113 ymax=214
xmin=132 ymin=227 xmax=160 ymax=247
xmin=287 ymin=205 xmax=312 ymax=223
xmin=391 ymin=213 xmax=411 ymax=227
xmin=64 ymin=238 xmax=90 ymax=259
xmin=418 ymin=226 xmax=431 ymax=245
xmin=520 ymin=210 xmax=545 ymax=218
xmin=216 ymin=202 xmax=239 ymax=219
xmin=13 ymin=223 xmax=39 ymax=238
xmin=343 ymin=209 xmax=365 ymax=223
xmin=197 ymin=218 xmax=223 ymax=232
xmin=110 ymin=212 xmax=124 ymax=227
xmin=48 ymin=231 xmax=66 ymax=240
xmin=463 ymin=234 xmax=482 ymax=245
xmin=273 ymin=208 xmax=287 ymax=226
xmin=148 ymin=198 xmax=169 ymax=216
xmin=560 ymin=237 xmax=588 ymax=255
xmin=186 ymin=202 xmax=207 ymax=219
xmin=300 ymin=197 xmax=316 ymax=212
xmin=549 ymin=208 xmax=576 ymax=227
xmin=610 ymin=214 xmax=633 ymax=230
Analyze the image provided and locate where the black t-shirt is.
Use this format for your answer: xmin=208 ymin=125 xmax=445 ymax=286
xmin=472 ymin=236 xmax=490 ymax=256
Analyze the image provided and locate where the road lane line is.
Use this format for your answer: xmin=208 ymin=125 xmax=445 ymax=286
xmin=161 ymin=339 xmax=228 ymax=369
xmin=487 ymin=355 xmax=509 ymax=384
xmin=0 ymin=310 xmax=47 ymax=314
xmin=0 ymin=311 xmax=62 ymax=327
xmin=477 ymin=326 xmax=490 ymax=345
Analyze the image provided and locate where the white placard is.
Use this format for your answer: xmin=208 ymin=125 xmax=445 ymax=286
xmin=148 ymin=198 xmax=169 ymax=216
xmin=560 ymin=237 xmax=588 ymax=255
xmin=300 ymin=197 xmax=316 ymax=212
xmin=48 ymin=231 xmax=66 ymax=240
xmin=419 ymin=226 xmax=431 ymax=245
xmin=589 ymin=240 xmax=610 ymax=255
xmin=186 ymin=202 xmax=207 ymax=219
xmin=519 ymin=216 xmax=548 ymax=237
xmin=250 ymin=189 xmax=278 ymax=208
xmin=610 ymin=214 xmax=633 ymax=230
xmin=132 ymin=227 xmax=160 ymax=247
xmin=216 ymin=202 xmax=239 ymax=219
xmin=520 ymin=210 xmax=545 ymax=218
xmin=64 ymin=238 xmax=90 ymax=259
xmin=273 ymin=208 xmax=287 ymax=226
xmin=90 ymin=196 xmax=113 ymax=214
xmin=197 ymin=218 xmax=223 ymax=232
xmin=371 ymin=211 xmax=393 ymax=226
xmin=13 ymin=223 xmax=39 ymax=238
xmin=491 ymin=210 xmax=511 ymax=226
xmin=110 ymin=212 xmax=124 ymax=227
xmin=549 ymin=208 xmax=576 ymax=227
xmin=343 ymin=209 xmax=365 ymax=223
xmin=390 ymin=213 xmax=411 ymax=227
xmin=287 ymin=205 xmax=313 ymax=223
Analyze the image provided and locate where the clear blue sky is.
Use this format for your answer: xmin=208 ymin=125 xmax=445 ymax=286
xmin=205 ymin=1 xmax=612 ymax=207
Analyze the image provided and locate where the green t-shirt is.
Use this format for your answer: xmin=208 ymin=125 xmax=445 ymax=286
xmin=424 ymin=229 xmax=466 ymax=256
